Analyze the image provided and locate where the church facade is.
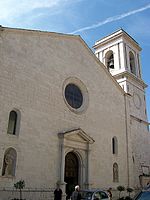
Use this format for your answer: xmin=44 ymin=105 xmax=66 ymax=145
xmin=0 ymin=26 xmax=149 ymax=199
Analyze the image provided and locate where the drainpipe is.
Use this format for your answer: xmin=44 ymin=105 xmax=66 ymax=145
xmin=58 ymin=133 xmax=66 ymax=200
xmin=85 ymin=143 xmax=90 ymax=189
xmin=58 ymin=133 xmax=65 ymax=183
xmin=124 ymin=93 xmax=130 ymax=187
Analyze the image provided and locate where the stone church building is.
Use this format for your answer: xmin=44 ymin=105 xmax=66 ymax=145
xmin=0 ymin=26 xmax=149 ymax=199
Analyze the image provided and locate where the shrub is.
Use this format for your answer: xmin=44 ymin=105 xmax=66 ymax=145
xmin=117 ymin=185 xmax=125 ymax=199
xmin=126 ymin=187 xmax=133 ymax=197
xmin=14 ymin=180 xmax=25 ymax=200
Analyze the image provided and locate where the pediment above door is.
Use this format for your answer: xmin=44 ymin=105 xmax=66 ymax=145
xmin=58 ymin=128 xmax=94 ymax=150
xmin=58 ymin=128 xmax=94 ymax=144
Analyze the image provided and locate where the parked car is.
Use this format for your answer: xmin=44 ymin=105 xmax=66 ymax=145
xmin=80 ymin=189 xmax=110 ymax=200
xmin=133 ymin=188 xmax=150 ymax=200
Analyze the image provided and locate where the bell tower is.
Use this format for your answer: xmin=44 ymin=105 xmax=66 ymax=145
xmin=93 ymin=29 xmax=150 ymax=187
xmin=93 ymin=29 xmax=148 ymax=121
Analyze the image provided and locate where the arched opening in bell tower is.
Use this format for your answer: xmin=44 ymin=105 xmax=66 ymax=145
xmin=105 ymin=50 xmax=114 ymax=70
xmin=129 ymin=51 xmax=136 ymax=75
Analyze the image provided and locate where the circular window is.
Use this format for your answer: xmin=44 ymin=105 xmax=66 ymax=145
xmin=65 ymin=84 xmax=83 ymax=109
xmin=63 ymin=77 xmax=89 ymax=113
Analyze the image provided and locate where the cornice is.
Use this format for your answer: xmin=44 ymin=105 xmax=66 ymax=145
xmin=114 ymin=71 xmax=147 ymax=88
xmin=130 ymin=115 xmax=149 ymax=125
xmin=93 ymin=29 xmax=141 ymax=51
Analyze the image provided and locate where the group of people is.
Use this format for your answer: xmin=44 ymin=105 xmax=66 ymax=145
xmin=54 ymin=185 xmax=81 ymax=200
xmin=54 ymin=184 xmax=112 ymax=200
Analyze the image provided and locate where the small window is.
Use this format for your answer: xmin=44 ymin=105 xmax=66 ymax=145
xmin=2 ymin=148 xmax=17 ymax=177
xmin=127 ymin=85 xmax=130 ymax=93
xmin=147 ymin=125 xmax=149 ymax=132
xmin=7 ymin=111 xmax=17 ymax=135
xmin=129 ymin=51 xmax=136 ymax=75
xmin=112 ymin=137 xmax=118 ymax=154
xmin=65 ymin=84 xmax=83 ymax=109
xmin=132 ymin=155 xmax=135 ymax=163
xmin=145 ymin=108 xmax=147 ymax=116
xmin=113 ymin=163 xmax=119 ymax=182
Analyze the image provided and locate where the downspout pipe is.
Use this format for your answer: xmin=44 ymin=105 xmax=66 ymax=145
xmin=124 ymin=93 xmax=131 ymax=187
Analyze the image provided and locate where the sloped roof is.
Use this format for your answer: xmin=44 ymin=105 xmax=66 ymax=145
xmin=0 ymin=25 xmax=125 ymax=95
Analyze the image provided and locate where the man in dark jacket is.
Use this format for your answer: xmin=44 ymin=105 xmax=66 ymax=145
xmin=71 ymin=185 xmax=81 ymax=200
xmin=54 ymin=184 xmax=62 ymax=200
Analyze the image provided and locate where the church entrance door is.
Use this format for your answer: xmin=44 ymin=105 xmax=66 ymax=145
xmin=65 ymin=152 xmax=79 ymax=199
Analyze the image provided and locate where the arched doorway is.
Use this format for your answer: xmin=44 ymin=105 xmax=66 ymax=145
xmin=65 ymin=152 xmax=79 ymax=199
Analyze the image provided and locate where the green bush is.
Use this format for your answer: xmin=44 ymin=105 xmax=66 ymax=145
xmin=116 ymin=186 xmax=133 ymax=200
xmin=117 ymin=185 xmax=125 ymax=199
xmin=14 ymin=180 xmax=25 ymax=200
xmin=126 ymin=187 xmax=133 ymax=197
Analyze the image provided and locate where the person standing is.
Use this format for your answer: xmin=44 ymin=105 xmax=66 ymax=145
xmin=107 ymin=188 xmax=112 ymax=200
xmin=71 ymin=185 xmax=81 ymax=200
xmin=54 ymin=183 xmax=62 ymax=200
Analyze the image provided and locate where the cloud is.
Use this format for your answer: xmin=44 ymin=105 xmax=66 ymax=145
xmin=0 ymin=1 xmax=56 ymax=19
xmin=70 ymin=3 xmax=150 ymax=34
xmin=0 ymin=0 xmax=77 ymax=25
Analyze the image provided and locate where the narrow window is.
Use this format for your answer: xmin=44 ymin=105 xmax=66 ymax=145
xmin=2 ymin=148 xmax=17 ymax=177
xmin=112 ymin=137 xmax=118 ymax=154
xmin=145 ymin=108 xmax=147 ymax=116
xmin=129 ymin=51 xmax=136 ymax=75
xmin=7 ymin=111 xmax=17 ymax=135
xmin=112 ymin=138 xmax=115 ymax=154
xmin=137 ymin=54 xmax=141 ymax=77
xmin=113 ymin=163 xmax=119 ymax=182
xmin=132 ymin=155 xmax=135 ymax=163
xmin=127 ymin=85 xmax=130 ymax=93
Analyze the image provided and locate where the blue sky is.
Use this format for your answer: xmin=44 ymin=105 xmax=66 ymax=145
xmin=0 ymin=0 xmax=150 ymax=122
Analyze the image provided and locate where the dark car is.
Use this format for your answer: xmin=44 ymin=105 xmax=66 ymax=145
xmin=133 ymin=188 xmax=150 ymax=200
xmin=80 ymin=189 xmax=110 ymax=200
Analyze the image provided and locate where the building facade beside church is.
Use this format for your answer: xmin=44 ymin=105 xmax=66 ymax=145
xmin=93 ymin=29 xmax=150 ymax=188
xmin=0 ymin=26 xmax=149 ymax=200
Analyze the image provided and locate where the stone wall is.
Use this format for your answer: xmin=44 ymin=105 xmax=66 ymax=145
xmin=0 ymin=188 xmax=54 ymax=200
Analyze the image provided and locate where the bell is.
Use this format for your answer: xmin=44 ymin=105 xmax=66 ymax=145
xmin=108 ymin=59 xmax=114 ymax=69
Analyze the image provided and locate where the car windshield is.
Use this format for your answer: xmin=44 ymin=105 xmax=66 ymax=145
xmin=136 ymin=191 xmax=150 ymax=200
xmin=81 ymin=191 xmax=93 ymax=200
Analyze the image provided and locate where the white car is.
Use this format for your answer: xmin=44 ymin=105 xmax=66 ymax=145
xmin=80 ymin=189 xmax=110 ymax=200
